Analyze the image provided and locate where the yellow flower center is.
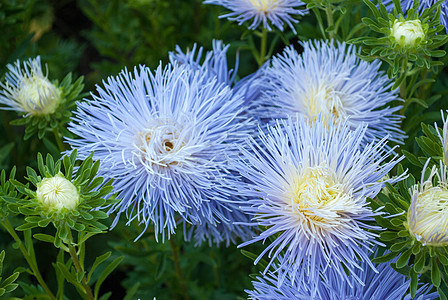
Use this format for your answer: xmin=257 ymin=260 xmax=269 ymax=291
xmin=289 ymin=165 xmax=354 ymax=226
xmin=248 ymin=0 xmax=277 ymax=11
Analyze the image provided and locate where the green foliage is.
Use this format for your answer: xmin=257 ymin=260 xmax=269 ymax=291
xmin=372 ymin=122 xmax=448 ymax=298
xmin=0 ymin=250 xmax=20 ymax=297
xmin=352 ymin=0 xmax=448 ymax=78
xmin=6 ymin=150 xmax=115 ymax=247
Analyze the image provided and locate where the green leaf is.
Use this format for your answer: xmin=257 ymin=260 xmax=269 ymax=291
xmin=98 ymin=292 xmax=112 ymax=300
xmin=241 ymin=250 xmax=267 ymax=270
xmin=379 ymin=231 xmax=398 ymax=241
xmin=396 ymin=248 xmax=413 ymax=268
xmin=15 ymin=223 xmax=37 ymax=231
xmin=438 ymin=287 xmax=448 ymax=300
xmin=390 ymin=240 xmax=410 ymax=252
xmin=94 ymin=256 xmax=124 ymax=299
xmin=123 ymin=282 xmax=140 ymax=300
xmin=33 ymin=233 xmax=55 ymax=244
xmin=372 ymin=251 xmax=398 ymax=263
xmin=410 ymin=268 xmax=418 ymax=298
xmin=155 ymin=253 xmax=167 ymax=280
xmin=0 ymin=272 xmax=19 ymax=287
xmin=432 ymin=257 xmax=441 ymax=287
xmin=56 ymin=262 xmax=79 ymax=287
xmin=87 ymin=252 xmax=112 ymax=283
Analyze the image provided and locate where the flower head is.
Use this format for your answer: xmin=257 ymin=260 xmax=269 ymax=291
xmin=68 ymin=63 xmax=252 ymax=243
xmin=247 ymin=254 xmax=437 ymax=300
xmin=391 ymin=19 xmax=426 ymax=46
xmin=406 ymin=160 xmax=448 ymax=246
xmin=36 ymin=173 xmax=79 ymax=212
xmin=251 ymin=40 xmax=404 ymax=144
xmin=0 ymin=56 xmax=61 ymax=115
xmin=203 ymin=0 xmax=308 ymax=32
xmin=383 ymin=0 xmax=448 ymax=32
xmin=235 ymin=117 xmax=402 ymax=293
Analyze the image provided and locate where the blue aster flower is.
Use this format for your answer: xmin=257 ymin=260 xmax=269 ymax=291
xmin=169 ymin=40 xmax=238 ymax=86
xmin=234 ymin=116 xmax=403 ymax=294
xmin=250 ymin=40 xmax=404 ymax=145
xmin=67 ymin=63 xmax=253 ymax=243
xmin=247 ymin=255 xmax=437 ymax=300
xmin=203 ymin=0 xmax=308 ymax=33
xmin=382 ymin=0 xmax=448 ymax=32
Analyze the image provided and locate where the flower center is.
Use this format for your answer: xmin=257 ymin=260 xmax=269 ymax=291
xmin=290 ymin=165 xmax=353 ymax=226
xmin=134 ymin=118 xmax=188 ymax=170
xmin=16 ymin=75 xmax=61 ymax=115
xmin=302 ymin=84 xmax=347 ymax=125
xmin=248 ymin=0 xmax=277 ymax=11
xmin=36 ymin=173 xmax=79 ymax=212
xmin=407 ymin=185 xmax=448 ymax=246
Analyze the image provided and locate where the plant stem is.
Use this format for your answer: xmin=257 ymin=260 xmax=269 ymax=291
xmin=169 ymin=238 xmax=190 ymax=300
xmin=399 ymin=59 xmax=409 ymax=115
xmin=1 ymin=219 xmax=56 ymax=300
xmin=52 ymin=128 xmax=66 ymax=153
xmin=67 ymin=230 xmax=94 ymax=300
xmin=259 ymin=28 xmax=268 ymax=67
xmin=326 ymin=5 xmax=335 ymax=40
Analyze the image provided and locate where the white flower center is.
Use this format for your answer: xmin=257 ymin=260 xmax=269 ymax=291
xmin=16 ymin=75 xmax=61 ymax=115
xmin=248 ymin=0 xmax=278 ymax=11
xmin=36 ymin=174 xmax=79 ymax=212
xmin=301 ymin=84 xmax=347 ymax=125
xmin=134 ymin=118 xmax=192 ymax=173
xmin=407 ymin=184 xmax=448 ymax=246
xmin=289 ymin=165 xmax=355 ymax=227
xmin=391 ymin=20 xmax=425 ymax=47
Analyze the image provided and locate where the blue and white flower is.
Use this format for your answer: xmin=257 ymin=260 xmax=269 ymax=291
xmin=235 ymin=117 xmax=403 ymax=293
xmin=251 ymin=40 xmax=404 ymax=145
xmin=247 ymin=254 xmax=437 ymax=299
xmin=68 ymin=63 xmax=253 ymax=243
xmin=203 ymin=0 xmax=308 ymax=32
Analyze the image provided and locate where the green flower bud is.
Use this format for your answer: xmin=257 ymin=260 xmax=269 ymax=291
xmin=391 ymin=19 xmax=425 ymax=47
xmin=36 ymin=173 xmax=79 ymax=212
